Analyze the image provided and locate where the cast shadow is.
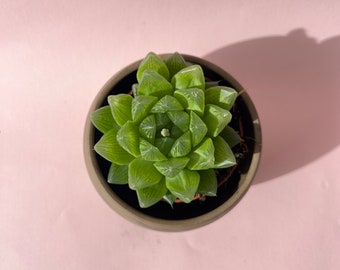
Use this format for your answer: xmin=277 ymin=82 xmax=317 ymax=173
xmin=204 ymin=29 xmax=340 ymax=184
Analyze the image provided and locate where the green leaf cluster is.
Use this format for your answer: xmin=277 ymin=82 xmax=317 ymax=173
xmin=91 ymin=52 xmax=241 ymax=208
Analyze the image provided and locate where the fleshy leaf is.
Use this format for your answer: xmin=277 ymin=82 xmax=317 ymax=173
xmin=139 ymin=114 xmax=156 ymax=143
xmin=212 ymin=136 xmax=236 ymax=168
xmin=151 ymin=95 xmax=184 ymax=113
xmin=171 ymin=65 xmax=205 ymax=90
xmin=116 ymin=121 xmax=140 ymax=157
xmin=140 ymin=139 xmax=167 ymax=161
xmin=197 ymin=169 xmax=217 ymax=196
xmin=136 ymin=178 xmax=168 ymax=208
xmin=91 ymin=106 xmax=119 ymax=134
xmin=187 ymin=138 xmax=215 ymax=170
xmin=138 ymin=69 xmax=173 ymax=98
xmin=108 ymin=94 xmax=133 ymax=126
xmin=155 ymin=137 xmax=175 ymax=156
xmin=170 ymin=125 xmax=183 ymax=139
xmin=166 ymin=169 xmax=200 ymax=203
xmin=154 ymin=157 xmax=190 ymax=178
xmin=165 ymin=52 xmax=187 ymax=78
xmin=136 ymin=52 xmax=170 ymax=83
xmin=203 ymin=104 xmax=232 ymax=137
xmin=170 ymin=131 xmax=191 ymax=157
xmin=155 ymin=113 xmax=171 ymax=130
xmin=108 ymin=163 xmax=128 ymax=185
xmin=94 ymin=129 xmax=134 ymax=165
xmin=205 ymin=86 xmax=238 ymax=110
xmin=128 ymin=157 xmax=163 ymax=190
xmin=131 ymin=95 xmax=158 ymax=123
xmin=189 ymin=111 xmax=208 ymax=147
xmin=174 ymin=88 xmax=205 ymax=116
xmin=220 ymin=126 xmax=242 ymax=148
xmin=167 ymin=111 xmax=190 ymax=132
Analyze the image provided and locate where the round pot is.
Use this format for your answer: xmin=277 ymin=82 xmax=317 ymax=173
xmin=83 ymin=54 xmax=262 ymax=231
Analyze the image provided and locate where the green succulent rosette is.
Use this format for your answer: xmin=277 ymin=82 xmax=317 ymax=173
xmin=91 ymin=52 xmax=241 ymax=208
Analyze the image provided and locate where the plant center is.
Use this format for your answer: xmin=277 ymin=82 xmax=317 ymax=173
xmin=161 ymin=128 xmax=170 ymax=137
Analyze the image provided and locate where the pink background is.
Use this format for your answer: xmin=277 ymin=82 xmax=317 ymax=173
xmin=1 ymin=1 xmax=340 ymax=269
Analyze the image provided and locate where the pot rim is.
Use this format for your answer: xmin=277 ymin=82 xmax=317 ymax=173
xmin=83 ymin=54 xmax=262 ymax=231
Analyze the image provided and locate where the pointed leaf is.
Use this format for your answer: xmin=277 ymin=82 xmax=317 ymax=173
xmin=94 ymin=129 xmax=134 ymax=165
xmin=128 ymin=157 xmax=163 ymax=190
xmin=187 ymin=138 xmax=215 ymax=170
xmin=203 ymin=104 xmax=232 ymax=137
xmin=205 ymin=81 xmax=221 ymax=89
xmin=139 ymin=114 xmax=156 ymax=143
xmin=170 ymin=131 xmax=191 ymax=157
xmin=154 ymin=157 xmax=190 ymax=178
xmin=166 ymin=169 xmax=200 ymax=203
xmin=138 ymin=69 xmax=173 ymax=98
xmin=189 ymin=111 xmax=208 ymax=147
xmin=205 ymin=86 xmax=237 ymax=110
xmin=116 ymin=121 xmax=140 ymax=157
xmin=136 ymin=178 xmax=168 ymax=208
xmin=171 ymin=65 xmax=205 ymax=90
xmin=131 ymin=95 xmax=158 ymax=123
xmin=212 ymin=136 xmax=236 ymax=168
xmin=151 ymin=95 xmax=184 ymax=113
xmin=220 ymin=126 xmax=242 ymax=148
xmin=197 ymin=169 xmax=217 ymax=196
xmin=174 ymin=88 xmax=205 ymax=116
xmin=137 ymin=52 xmax=170 ymax=83
xmin=108 ymin=94 xmax=133 ymax=126
xmin=91 ymin=105 xmax=119 ymax=134
xmin=132 ymin=83 xmax=139 ymax=96
xmin=140 ymin=139 xmax=167 ymax=161
xmin=165 ymin=52 xmax=187 ymax=78
xmin=167 ymin=111 xmax=189 ymax=132
xmin=162 ymin=192 xmax=177 ymax=208
xmin=155 ymin=137 xmax=175 ymax=156
xmin=108 ymin=163 xmax=128 ymax=185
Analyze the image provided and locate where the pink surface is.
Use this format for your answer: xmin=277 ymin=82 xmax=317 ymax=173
xmin=1 ymin=1 xmax=340 ymax=269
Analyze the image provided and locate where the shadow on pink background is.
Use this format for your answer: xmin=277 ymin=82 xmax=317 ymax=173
xmin=204 ymin=29 xmax=340 ymax=184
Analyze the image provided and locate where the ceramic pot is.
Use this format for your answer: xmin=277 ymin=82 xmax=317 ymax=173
xmin=83 ymin=54 xmax=262 ymax=231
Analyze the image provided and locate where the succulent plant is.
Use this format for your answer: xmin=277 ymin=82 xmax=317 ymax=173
xmin=91 ymin=52 xmax=242 ymax=208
